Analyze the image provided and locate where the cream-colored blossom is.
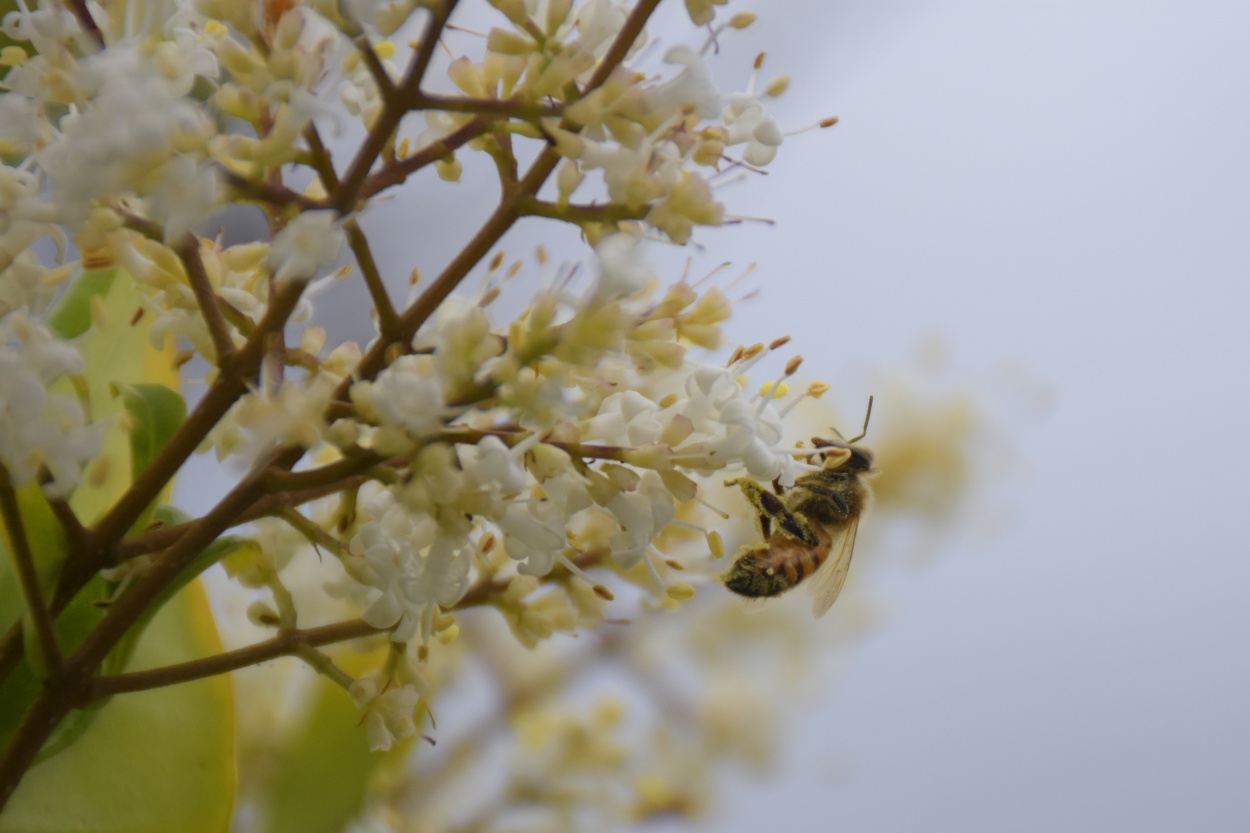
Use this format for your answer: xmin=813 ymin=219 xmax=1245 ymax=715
xmin=268 ymin=210 xmax=345 ymax=284
xmin=0 ymin=311 xmax=103 ymax=494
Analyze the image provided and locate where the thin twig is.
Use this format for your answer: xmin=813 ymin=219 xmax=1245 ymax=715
xmin=176 ymin=234 xmax=236 ymax=364
xmin=0 ymin=467 xmax=62 ymax=675
xmin=359 ymin=116 xmax=493 ymax=201
xmin=218 ymin=167 xmax=320 ymax=211
xmin=111 ymin=472 xmax=374 ymax=563
xmin=351 ymin=32 xmax=398 ymax=101
xmin=330 ymin=0 xmax=462 ymax=212
xmin=303 ymin=126 xmax=402 ymax=339
xmin=41 ymin=484 xmax=89 ymax=562
xmin=90 ymin=618 xmax=386 ymax=697
xmin=277 ymin=507 xmax=352 ymax=560
xmin=84 ymin=277 xmax=308 ymax=550
xmin=66 ymin=0 xmax=104 ymax=47
xmin=345 ymin=219 xmax=401 ymax=338
xmin=409 ymin=93 xmax=565 ymax=119
xmin=517 ymin=197 xmax=650 ymax=224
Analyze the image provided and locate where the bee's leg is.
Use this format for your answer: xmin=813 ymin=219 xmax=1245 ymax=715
xmin=726 ymin=477 xmax=821 ymax=546
xmin=791 ymin=482 xmax=850 ymax=516
xmin=726 ymin=477 xmax=773 ymax=538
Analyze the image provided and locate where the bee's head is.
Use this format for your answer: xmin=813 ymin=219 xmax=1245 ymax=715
xmin=811 ymin=437 xmax=874 ymax=473
xmin=811 ymin=396 xmax=874 ymax=473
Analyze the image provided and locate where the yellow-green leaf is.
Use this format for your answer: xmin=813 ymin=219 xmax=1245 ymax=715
xmin=1 ymin=264 xmax=236 ymax=830
xmin=0 ymin=582 xmax=235 ymax=833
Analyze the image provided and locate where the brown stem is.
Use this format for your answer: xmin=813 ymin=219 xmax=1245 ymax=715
xmin=0 ymin=467 xmax=62 ymax=675
xmin=303 ymin=126 xmax=402 ymax=340
xmin=330 ymin=0 xmax=460 ymax=213
xmin=358 ymin=116 xmax=493 ymax=202
xmin=409 ymin=93 xmax=564 ymax=119
xmin=89 ymin=619 xmax=385 ymax=697
xmin=112 ymin=472 xmax=373 ymax=562
xmin=277 ymin=508 xmax=351 ymax=560
xmin=41 ymin=485 xmax=89 ymax=562
xmin=262 ymin=451 xmax=386 ymax=493
xmin=517 ymin=197 xmax=650 ymax=224
xmin=438 ymin=426 xmax=631 ymax=463
xmin=176 ymin=233 xmax=236 ymax=364
xmin=354 ymin=0 xmax=663 ymax=383
xmin=115 ymin=209 xmax=164 ymax=242
xmin=218 ymin=167 xmax=317 ymax=211
xmin=351 ymin=33 xmax=398 ymax=101
xmin=83 ymin=278 xmax=305 ymax=551
xmin=345 ymin=219 xmax=400 ymax=339
xmin=66 ymin=0 xmax=104 ymax=47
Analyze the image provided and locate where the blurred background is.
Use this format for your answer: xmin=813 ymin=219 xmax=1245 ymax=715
xmin=185 ymin=1 xmax=1250 ymax=830
xmin=680 ymin=2 xmax=1250 ymax=831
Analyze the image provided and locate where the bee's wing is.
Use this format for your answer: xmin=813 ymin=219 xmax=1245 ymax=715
xmin=807 ymin=515 xmax=859 ymax=619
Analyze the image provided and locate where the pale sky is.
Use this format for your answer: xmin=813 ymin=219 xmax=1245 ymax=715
xmin=684 ymin=2 xmax=1250 ymax=831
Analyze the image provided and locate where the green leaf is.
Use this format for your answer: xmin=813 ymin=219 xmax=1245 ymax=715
xmin=0 ymin=484 xmax=111 ymax=758
xmin=256 ymin=677 xmax=382 ymax=833
xmin=0 ymin=582 xmax=236 ymax=833
xmin=44 ymin=268 xmax=118 ymax=340
xmin=112 ymin=383 xmax=187 ymax=480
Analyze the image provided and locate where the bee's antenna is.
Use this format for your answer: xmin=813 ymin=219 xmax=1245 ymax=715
xmin=845 ymin=395 xmax=874 ymax=444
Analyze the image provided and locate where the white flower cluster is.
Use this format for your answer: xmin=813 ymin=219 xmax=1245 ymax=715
xmin=329 ymin=233 xmax=824 ymax=642
xmin=421 ymin=0 xmax=793 ymax=244
xmin=0 ymin=311 xmax=102 ymax=494
xmin=1 ymin=0 xmax=346 ymax=350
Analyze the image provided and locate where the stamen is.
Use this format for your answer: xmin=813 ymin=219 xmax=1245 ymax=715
xmin=693 ymin=495 xmax=730 ymax=519
xmin=779 ymin=391 xmax=808 ymax=419
xmin=555 ymin=551 xmax=607 ymax=599
xmin=666 ymin=518 xmax=710 ymax=533
xmin=642 ymin=547 xmax=666 ymax=591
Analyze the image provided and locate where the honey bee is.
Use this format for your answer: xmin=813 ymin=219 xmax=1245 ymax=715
xmin=722 ymin=398 xmax=873 ymax=617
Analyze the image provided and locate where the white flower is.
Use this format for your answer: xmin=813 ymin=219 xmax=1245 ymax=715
xmin=354 ymin=683 xmax=421 ymax=751
xmin=0 ymin=94 xmax=45 ymax=159
xmin=572 ymin=0 xmax=633 ymax=56
xmin=350 ymin=491 xmax=472 ymax=642
xmin=150 ymin=25 xmax=221 ymax=97
xmin=353 ymin=355 xmax=447 ymax=441
xmin=604 ymin=471 xmax=675 ymax=569
xmin=212 ymin=372 xmax=337 ymax=463
xmin=147 ymin=155 xmax=219 ymax=241
xmin=498 ymin=501 xmax=568 ymax=576
xmin=267 ymin=210 xmax=345 ymax=284
xmin=0 ymin=165 xmax=63 ymax=271
xmin=583 ymin=390 xmax=663 ymax=446
xmin=412 ymin=296 xmax=501 ymax=390
xmin=0 ymin=250 xmax=67 ymax=316
xmin=0 ymin=311 xmax=103 ymax=494
xmin=644 ymin=45 xmax=723 ymax=120
xmin=37 ymin=45 xmax=216 ymax=228
xmin=458 ymin=435 xmax=526 ymax=499
xmin=593 ymin=232 xmax=653 ymax=301
xmin=722 ymin=95 xmax=783 ymax=167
